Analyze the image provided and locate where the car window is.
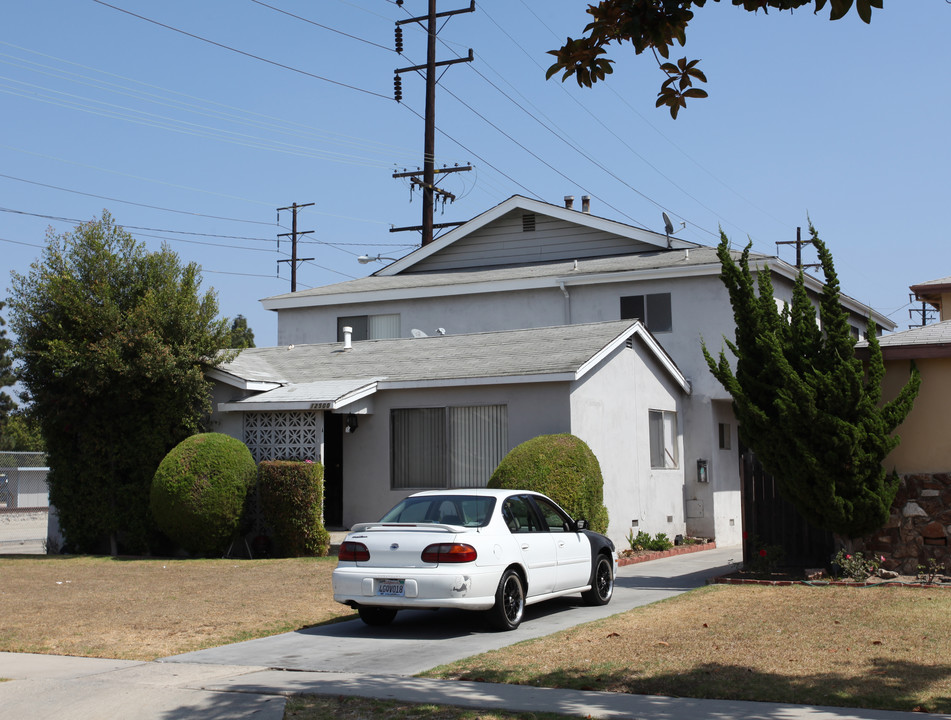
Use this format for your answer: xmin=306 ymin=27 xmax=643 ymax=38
xmin=532 ymin=496 xmax=571 ymax=533
xmin=501 ymin=496 xmax=542 ymax=534
xmin=379 ymin=495 xmax=495 ymax=527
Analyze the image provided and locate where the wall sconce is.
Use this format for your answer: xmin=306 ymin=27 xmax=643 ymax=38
xmin=345 ymin=414 xmax=359 ymax=433
xmin=697 ymin=458 xmax=708 ymax=483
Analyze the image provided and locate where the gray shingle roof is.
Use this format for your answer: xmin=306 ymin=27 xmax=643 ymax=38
xmin=861 ymin=319 xmax=951 ymax=349
xmin=218 ymin=321 xmax=645 ymax=385
xmin=262 ymin=246 xmax=733 ymax=303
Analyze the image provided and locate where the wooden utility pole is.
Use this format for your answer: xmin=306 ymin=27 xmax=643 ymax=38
xmin=277 ymin=202 xmax=314 ymax=292
xmin=392 ymin=0 xmax=474 ymax=246
xmin=776 ymin=227 xmax=820 ymax=272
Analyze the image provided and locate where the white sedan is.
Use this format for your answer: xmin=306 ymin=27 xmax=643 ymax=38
xmin=332 ymin=488 xmax=617 ymax=630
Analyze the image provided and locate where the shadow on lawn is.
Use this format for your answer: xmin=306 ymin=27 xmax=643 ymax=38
xmin=452 ymin=658 xmax=951 ymax=714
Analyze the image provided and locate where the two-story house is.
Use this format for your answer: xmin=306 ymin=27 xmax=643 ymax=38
xmin=209 ymin=195 xmax=891 ymax=548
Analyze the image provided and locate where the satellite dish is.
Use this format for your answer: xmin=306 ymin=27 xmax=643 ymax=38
xmin=411 ymin=329 xmax=428 ymax=338
xmin=662 ymin=212 xmax=675 ymax=236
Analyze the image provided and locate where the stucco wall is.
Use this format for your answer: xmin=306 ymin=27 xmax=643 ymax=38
xmin=337 ymin=382 xmax=571 ymax=528
xmin=881 ymin=356 xmax=951 ymax=473
xmin=569 ymin=338 xmax=685 ymax=546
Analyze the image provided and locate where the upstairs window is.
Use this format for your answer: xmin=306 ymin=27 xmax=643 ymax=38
xmin=620 ymin=293 xmax=672 ymax=333
xmin=337 ymin=313 xmax=400 ymax=341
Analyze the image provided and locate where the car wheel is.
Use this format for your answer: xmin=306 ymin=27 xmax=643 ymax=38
xmin=488 ymin=568 xmax=525 ymax=631
xmin=357 ymin=605 xmax=398 ymax=626
xmin=581 ymin=554 xmax=614 ymax=606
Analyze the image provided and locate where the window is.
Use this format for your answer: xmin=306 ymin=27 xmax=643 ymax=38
xmin=337 ymin=313 xmax=400 ymax=341
xmin=718 ymin=422 xmax=731 ymax=450
xmin=502 ymin=495 xmax=542 ymax=533
xmin=391 ymin=405 xmax=508 ymax=490
xmin=620 ymin=293 xmax=672 ymax=333
xmin=649 ymin=409 xmax=678 ymax=469
xmin=533 ymin=495 xmax=571 ymax=533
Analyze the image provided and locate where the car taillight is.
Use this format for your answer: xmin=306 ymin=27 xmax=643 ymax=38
xmin=421 ymin=543 xmax=477 ymax=564
xmin=339 ymin=541 xmax=370 ymax=562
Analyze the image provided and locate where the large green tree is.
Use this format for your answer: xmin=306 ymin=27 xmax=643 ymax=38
xmin=547 ymin=0 xmax=883 ymax=117
xmin=226 ymin=314 xmax=255 ymax=349
xmin=8 ymin=213 xmax=231 ymax=553
xmin=702 ymin=224 xmax=919 ymax=538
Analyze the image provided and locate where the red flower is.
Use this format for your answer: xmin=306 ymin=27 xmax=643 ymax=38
xmin=759 ymin=549 xmax=767 ymax=557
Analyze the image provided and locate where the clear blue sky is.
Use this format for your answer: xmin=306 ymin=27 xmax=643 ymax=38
xmin=1 ymin=0 xmax=948 ymax=345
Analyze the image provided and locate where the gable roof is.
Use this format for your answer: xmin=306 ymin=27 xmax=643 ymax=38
xmin=379 ymin=195 xmax=698 ymax=276
xmin=910 ymin=276 xmax=951 ymax=310
xmin=211 ymin=320 xmax=690 ymax=411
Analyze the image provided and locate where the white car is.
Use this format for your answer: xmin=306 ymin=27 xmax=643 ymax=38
xmin=332 ymin=488 xmax=617 ymax=630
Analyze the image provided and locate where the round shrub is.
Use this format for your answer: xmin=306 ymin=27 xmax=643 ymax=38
xmin=150 ymin=433 xmax=257 ymax=556
xmin=488 ymin=434 xmax=609 ymax=533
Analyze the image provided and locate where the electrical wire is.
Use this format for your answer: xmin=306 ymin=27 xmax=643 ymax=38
xmin=90 ymin=0 xmax=391 ymax=100
xmin=247 ymin=0 xmax=393 ymax=52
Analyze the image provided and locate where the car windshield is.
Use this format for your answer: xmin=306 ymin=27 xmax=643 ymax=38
xmin=379 ymin=495 xmax=497 ymax=527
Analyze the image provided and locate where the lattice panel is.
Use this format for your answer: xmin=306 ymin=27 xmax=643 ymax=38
xmin=243 ymin=411 xmax=321 ymax=463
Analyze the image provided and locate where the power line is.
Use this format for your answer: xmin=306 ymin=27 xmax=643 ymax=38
xmin=248 ymin=0 xmax=393 ymax=52
xmin=90 ymin=0 xmax=391 ymax=100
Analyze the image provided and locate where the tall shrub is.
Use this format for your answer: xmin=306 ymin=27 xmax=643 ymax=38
xmin=150 ymin=433 xmax=256 ymax=556
xmin=258 ymin=460 xmax=330 ymax=557
xmin=489 ymin=434 xmax=608 ymax=533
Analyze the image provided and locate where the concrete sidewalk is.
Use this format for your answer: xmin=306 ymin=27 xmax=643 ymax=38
xmin=1 ymin=654 xmax=948 ymax=720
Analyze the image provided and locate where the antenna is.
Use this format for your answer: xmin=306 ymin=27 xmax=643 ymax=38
xmin=663 ymin=212 xmax=674 ymax=236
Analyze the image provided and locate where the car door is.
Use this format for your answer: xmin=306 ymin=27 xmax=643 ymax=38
xmin=531 ymin=495 xmax=591 ymax=591
xmin=501 ymin=495 xmax=556 ymax=597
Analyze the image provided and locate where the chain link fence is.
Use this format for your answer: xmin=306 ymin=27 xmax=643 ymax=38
xmin=0 ymin=452 xmax=50 ymax=553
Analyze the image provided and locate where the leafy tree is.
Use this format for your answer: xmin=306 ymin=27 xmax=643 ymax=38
xmin=0 ymin=301 xmax=17 ymax=437
xmin=0 ymin=411 xmax=45 ymax=452
xmin=701 ymin=223 xmax=919 ymax=538
xmin=546 ymin=0 xmax=883 ymax=118
xmin=226 ymin=314 xmax=255 ymax=349
xmin=8 ymin=213 xmax=231 ymax=553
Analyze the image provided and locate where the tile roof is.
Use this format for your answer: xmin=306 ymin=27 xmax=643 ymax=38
xmin=863 ymin=319 xmax=951 ymax=349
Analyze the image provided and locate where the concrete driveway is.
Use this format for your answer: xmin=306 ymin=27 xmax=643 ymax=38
xmin=162 ymin=545 xmax=739 ymax=675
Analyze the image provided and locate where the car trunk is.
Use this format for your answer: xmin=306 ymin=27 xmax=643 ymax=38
xmin=349 ymin=523 xmax=463 ymax=569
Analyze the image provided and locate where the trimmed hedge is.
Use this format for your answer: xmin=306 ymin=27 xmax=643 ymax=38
xmin=488 ymin=433 xmax=609 ymax=533
xmin=150 ymin=433 xmax=257 ymax=556
xmin=258 ymin=460 xmax=330 ymax=557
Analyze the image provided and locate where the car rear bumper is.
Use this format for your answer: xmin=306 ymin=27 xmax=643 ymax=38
xmin=332 ymin=565 xmax=501 ymax=611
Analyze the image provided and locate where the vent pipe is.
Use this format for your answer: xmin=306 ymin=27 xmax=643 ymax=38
xmin=581 ymin=195 xmax=590 ymax=213
xmin=342 ymin=326 xmax=353 ymax=350
xmin=564 ymin=195 xmax=574 ymax=210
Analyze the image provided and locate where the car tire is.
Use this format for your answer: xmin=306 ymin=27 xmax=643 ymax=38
xmin=357 ymin=605 xmax=398 ymax=626
xmin=581 ymin=554 xmax=614 ymax=606
xmin=488 ymin=568 xmax=525 ymax=631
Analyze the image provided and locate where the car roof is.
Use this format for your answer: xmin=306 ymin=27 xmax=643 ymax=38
xmin=407 ymin=488 xmax=541 ymax=499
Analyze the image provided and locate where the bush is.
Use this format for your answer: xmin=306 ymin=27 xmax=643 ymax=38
xmin=258 ymin=460 xmax=330 ymax=557
xmin=150 ymin=433 xmax=256 ymax=556
xmin=627 ymin=530 xmax=674 ymax=552
xmin=488 ymin=434 xmax=608 ymax=533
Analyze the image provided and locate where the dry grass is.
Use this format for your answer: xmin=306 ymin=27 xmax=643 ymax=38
xmin=0 ymin=554 xmax=353 ymax=660
xmin=286 ymin=696 xmax=571 ymax=720
xmin=424 ymin=583 xmax=951 ymax=714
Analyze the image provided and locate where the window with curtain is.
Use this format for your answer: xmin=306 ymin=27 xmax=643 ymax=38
xmin=391 ymin=405 xmax=508 ymax=489
xmin=337 ymin=313 xmax=401 ymax=341
xmin=649 ymin=409 xmax=679 ymax=469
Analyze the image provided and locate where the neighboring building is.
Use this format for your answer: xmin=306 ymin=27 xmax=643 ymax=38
xmin=209 ymin=320 xmax=689 ymax=543
xmin=852 ymin=276 xmax=951 ymax=572
xmin=212 ymin=195 xmax=892 ymax=548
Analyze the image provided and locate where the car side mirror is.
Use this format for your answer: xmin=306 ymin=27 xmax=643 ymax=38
xmin=575 ymin=519 xmax=588 ymax=531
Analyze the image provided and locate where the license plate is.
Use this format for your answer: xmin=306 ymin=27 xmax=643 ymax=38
xmin=377 ymin=579 xmax=405 ymax=597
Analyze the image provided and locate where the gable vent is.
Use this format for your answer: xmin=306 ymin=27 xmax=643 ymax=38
xmin=626 ymin=338 xmax=634 ymax=349
xmin=522 ymin=213 xmax=536 ymax=232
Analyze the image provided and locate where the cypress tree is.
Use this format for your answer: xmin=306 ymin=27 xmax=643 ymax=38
xmin=702 ymin=224 xmax=920 ymax=538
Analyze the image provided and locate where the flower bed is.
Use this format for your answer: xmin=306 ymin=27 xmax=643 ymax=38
xmin=617 ymin=540 xmax=717 ymax=567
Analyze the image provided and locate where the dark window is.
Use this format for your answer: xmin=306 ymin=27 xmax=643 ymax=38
xmin=719 ymin=422 xmax=731 ymax=450
xmin=337 ymin=316 xmax=368 ymax=342
xmin=620 ymin=293 xmax=672 ymax=333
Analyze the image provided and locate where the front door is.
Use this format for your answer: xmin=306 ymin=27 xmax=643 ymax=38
xmin=323 ymin=412 xmax=343 ymax=527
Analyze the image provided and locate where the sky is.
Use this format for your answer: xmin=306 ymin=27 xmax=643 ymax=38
xmin=1 ymin=0 xmax=949 ymax=347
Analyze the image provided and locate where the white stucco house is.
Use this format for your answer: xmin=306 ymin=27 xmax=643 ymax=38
xmin=209 ymin=195 xmax=892 ymax=548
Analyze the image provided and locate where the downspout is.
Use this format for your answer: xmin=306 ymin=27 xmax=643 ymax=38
xmin=557 ymin=281 xmax=571 ymax=324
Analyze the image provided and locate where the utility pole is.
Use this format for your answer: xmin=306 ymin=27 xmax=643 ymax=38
xmin=908 ymin=296 xmax=937 ymax=329
xmin=776 ymin=227 xmax=821 ymax=272
xmin=276 ymin=202 xmax=314 ymax=292
xmin=392 ymin=0 xmax=474 ymax=246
